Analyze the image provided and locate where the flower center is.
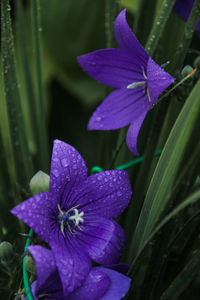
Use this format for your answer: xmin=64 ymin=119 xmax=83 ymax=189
xmin=126 ymin=66 xmax=151 ymax=102
xmin=57 ymin=204 xmax=84 ymax=237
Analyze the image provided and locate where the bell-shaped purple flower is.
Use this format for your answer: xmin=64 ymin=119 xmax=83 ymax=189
xmin=11 ymin=140 xmax=132 ymax=294
xmin=25 ymin=245 xmax=131 ymax=300
xmin=78 ymin=9 xmax=175 ymax=155
xmin=173 ymin=0 xmax=200 ymax=37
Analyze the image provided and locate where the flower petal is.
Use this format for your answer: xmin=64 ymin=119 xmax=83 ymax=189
xmin=36 ymin=272 xmax=65 ymax=300
xmin=68 ymin=269 xmax=110 ymax=300
xmin=126 ymin=111 xmax=148 ymax=155
xmin=49 ymin=232 xmax=91 ymax=294
xmin=50 ymin=140 xmax=87 ymax=195
xmin=114 ymin=9 xmax=148 ymax=64
xmin=11 ymin=192 xmax=52 ymax=242
xmin=147 ymin=58 xmax=175 ymax=103
xmin=27 ymin=246 xmax=57 ymax=293
xmin=88 ymin=88 xmax=149 ymax=130
xmin=68 ymin=170 xmax=132 ymax=218
xmin=97 ymin=267 xmax=131 ymax=300
xmin=78 ymin=217 xmax=126 ymax=265
xmin=78 ymin=49 xmax=145 ymax=89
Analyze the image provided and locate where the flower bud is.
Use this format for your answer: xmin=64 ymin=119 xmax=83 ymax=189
xmin=29 ymin=171 xmax=50 ymax=195
xmin=0 ymin=241 xmax=14 ymax=262
xmin=181 ymin=65 xmax=193 ymax=78
xmin=25 ymin=255 xmax=36 ymax=274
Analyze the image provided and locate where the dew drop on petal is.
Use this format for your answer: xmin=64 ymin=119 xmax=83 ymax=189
xmin=52 ymin=169 xmax=59 ymax=178
xmin=61 ymin=158 xmax=69 ymax=167
xmin=96 ymin=116 xmax=101 ymax=122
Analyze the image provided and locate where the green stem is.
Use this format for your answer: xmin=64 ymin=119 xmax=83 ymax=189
xmin=23 ymin=229 xmax=34 ymax=300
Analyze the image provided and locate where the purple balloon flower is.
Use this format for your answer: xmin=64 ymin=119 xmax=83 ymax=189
xmin=78 ymin=9 xmax=175 ymax=155
xmin=25 ymin=245 xmax=131 ymax=300
xmin=11 ymin=140 xmax=132 ymax=294
xmin=173 ymin=0 xmax=200 ymax=36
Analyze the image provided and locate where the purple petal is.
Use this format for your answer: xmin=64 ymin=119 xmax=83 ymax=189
xmin=78 ymin=49 xmax=146 ymax=89
xmin=68 ymin=170 xmax=131 ymax=218
xmin=147 ymin=58 xmax=175 ymax=103
xmin=114 ymin=9 xmax=148 ymax=64
xmin=50 ymin=140 xmax=87 ymax=195
xmin=126 ymin=111 xmax=148 ymax=155
xmin=97 ymin=267 xmax=131 ymax=300
xmin=49 ymin=232 xmax=91 ymax=294
xmin=36 ymin=271 xmax=66 ymax=300
xmin=88 ymin=88 xmax=149 ymax=130
xmin=78 ymin=217 xmax=126 ymax=265
xmin=11 ymin=192 xmax=52 ymax=242
xmin=27 ymin=246 xmax=57 ymax=293
xmin=68 ymin=269 xmax=110 ymax=300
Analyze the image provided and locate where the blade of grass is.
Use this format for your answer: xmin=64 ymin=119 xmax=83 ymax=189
xmin=129 ymin=188 xmax=200 ymax=272
xmin=145 ymin=0 xmax=176 ymax=56
xmin=128 ymin=79 xmax=200 ymax=268
xmin=1 ymin=0 xmax=33 ymax=190
xmin=15 ymin=0 xmax=39 ymax=158
xmin=135 ymin=0 xmax=158 ymax=45
xmin=173 ymin=0 xmax=200 ymax=70
xmin=31 ymin=0 xmax=49 ymax=171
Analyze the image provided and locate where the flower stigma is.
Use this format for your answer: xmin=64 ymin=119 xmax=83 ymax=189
xmin=57 ymin=204 xmax=84 ymax=237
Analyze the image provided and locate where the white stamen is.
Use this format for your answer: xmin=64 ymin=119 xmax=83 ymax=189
xmin=127 ymin=81 xmax=146 ymax=89
xmin=142 ymin=66 xmax=147 ymax=79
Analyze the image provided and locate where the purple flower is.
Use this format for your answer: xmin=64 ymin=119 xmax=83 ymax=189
xmin=11 ymin=140 xmax=132 ymax=294
xmin=78 ymin=9 xmax=175 ymax=155
xmin=26 ymin=245 xmax=131 ymax=300
xmin=173 ymin=0 xmax=200 ymax=36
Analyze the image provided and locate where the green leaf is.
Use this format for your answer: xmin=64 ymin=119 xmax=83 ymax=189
xmin=1 ymin=0 xmax=33 ymax=190
xmin=128 ymin=79 xmax=200 ymax=267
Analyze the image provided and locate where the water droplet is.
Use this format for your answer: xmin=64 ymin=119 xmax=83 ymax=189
xmin=61 ymin=158 xmax=69 ymax=167
xmin=52 ymin=169 xmax=59 ymax=177
xmin=96 ymin=116 xmax=101 ymax=122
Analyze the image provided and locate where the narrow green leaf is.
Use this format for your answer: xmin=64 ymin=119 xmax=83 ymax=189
xmin=31 ymin=0 xmax=49 ymax=171
xmin=128 ymin=79 xmax=200 ymax=266
xmin=127 ymin=188 xmax=200 ymax=273
xmin=145 ymin=0 xmax=176 ymax=56
xmin=16 ymin=0 xmax=39 ymax=156
xmin=135 ymin=0 xmax=158 ymax=45
xmin=174 ymin=0 xmax=200 ymax=70
xmin=1 ymin=0 xmax=33 ymax=190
